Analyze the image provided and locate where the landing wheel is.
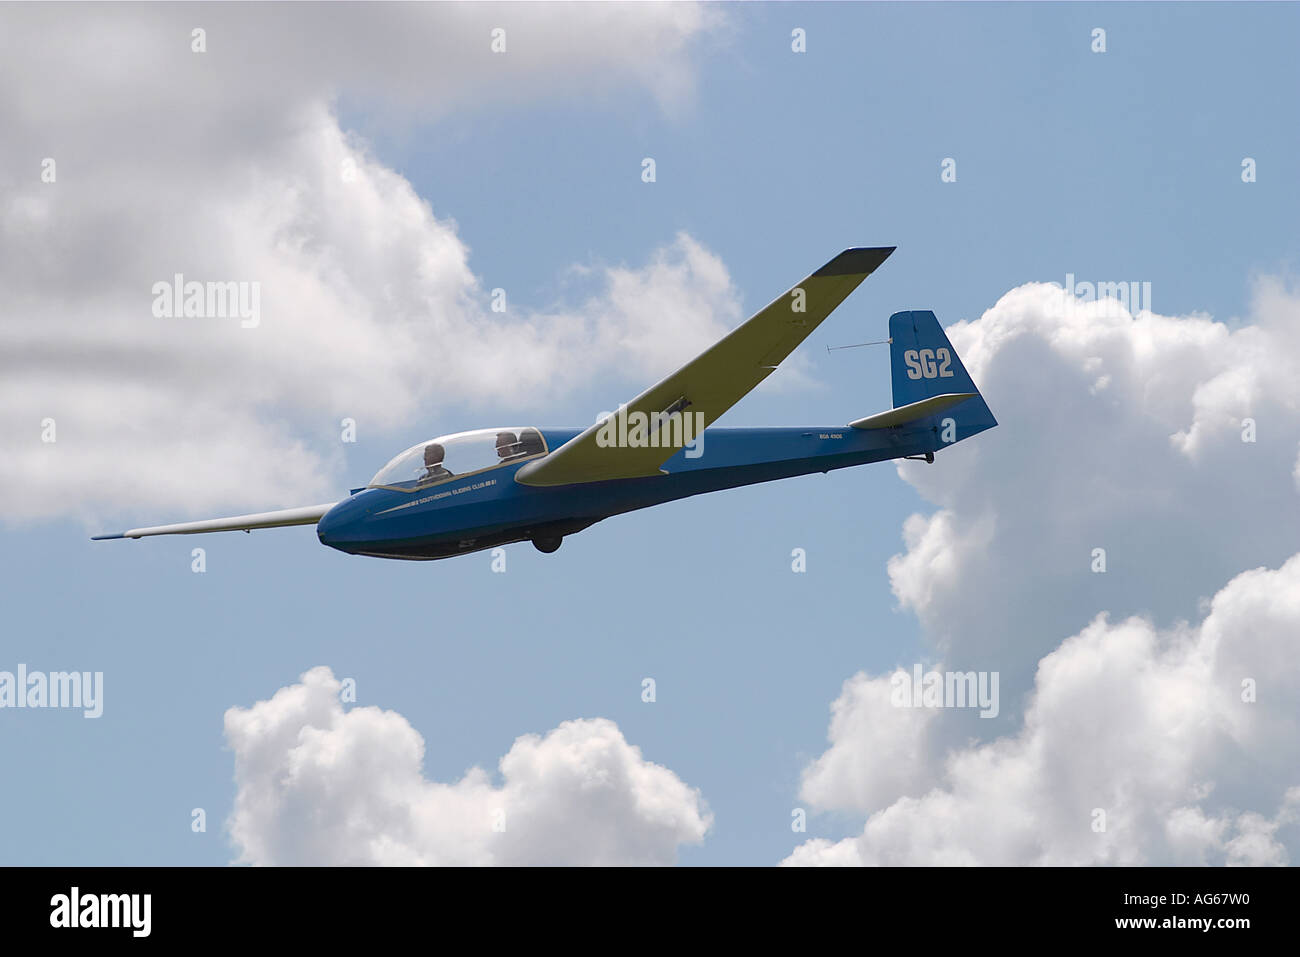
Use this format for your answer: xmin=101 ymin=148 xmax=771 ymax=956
xmin=533 ymin=536 xmax=562 ymax=554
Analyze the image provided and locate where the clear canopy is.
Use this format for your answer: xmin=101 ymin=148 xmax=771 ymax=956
xmin=367 ymin=427 xmax=548 ymax=491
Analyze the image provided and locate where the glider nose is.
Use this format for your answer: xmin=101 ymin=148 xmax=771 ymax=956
xmin=317 ymin=498 xmax=366 ymax=552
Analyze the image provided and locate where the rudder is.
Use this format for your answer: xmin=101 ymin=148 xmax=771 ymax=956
xmin=889 ymin=310 xmax=977 ymax=408
xmin=886 ymin=310 xmax=996 ymax=440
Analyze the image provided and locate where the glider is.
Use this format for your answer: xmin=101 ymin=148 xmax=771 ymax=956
xmin=93 ymin=246 xmax=997 ymax=560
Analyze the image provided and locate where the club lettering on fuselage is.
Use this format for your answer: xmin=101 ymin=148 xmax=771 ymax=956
xmin=903 ymin=348 xmax=954 ymax=380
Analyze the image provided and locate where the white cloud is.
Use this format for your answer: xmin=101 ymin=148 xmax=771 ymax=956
xmin=888 ymin=279 xmax=1300 ymax=679
xmin=0 ymin=5 xmax=730 ymax=524
xmin=225 ymin=666 xmax=711 ymax=866
xmin=798 ymin=670 xmax=942 ymax=814
xmin=787 ymin=276 xmax=1300 ymax=865
xmin=787 ymin=555 xmax=1300 ymax=866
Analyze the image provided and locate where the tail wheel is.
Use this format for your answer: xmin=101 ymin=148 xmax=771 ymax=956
xmin=533 ymin=536 xmax=562 ymax=554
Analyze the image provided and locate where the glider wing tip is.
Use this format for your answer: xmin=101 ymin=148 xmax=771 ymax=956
xmin=90 ymin=532 xmax=126 ymax=541
xmin=813 ymin=245 xmax=896 ymax=278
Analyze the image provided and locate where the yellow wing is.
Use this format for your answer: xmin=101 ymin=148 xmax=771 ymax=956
xmin=516 ymin=246 xmax=894 ymax=486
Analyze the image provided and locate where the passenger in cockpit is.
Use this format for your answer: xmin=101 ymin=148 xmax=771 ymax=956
xmin=517 ymin=428 xmax=545 ymax=457
xmin=420 ymin=443 xmax=451 ymax=483
xmin=495 ymin=431 xmax=523 ymax=461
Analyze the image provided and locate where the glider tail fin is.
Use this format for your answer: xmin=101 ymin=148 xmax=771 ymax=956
xmin=886 ymin=309 xmax=997 ymax=439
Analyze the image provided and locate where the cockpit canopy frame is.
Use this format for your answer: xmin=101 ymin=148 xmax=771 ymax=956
xmin=367 ymin=427 xmax=549 ymax=492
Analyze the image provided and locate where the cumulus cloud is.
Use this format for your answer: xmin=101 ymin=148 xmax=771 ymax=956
xmin=787 ymin=276 xmax=1300 ymax=865
xmin=888 ymin=279 xmax=1300 ymax=687
xmin=787 ymin=555 xmax=1300 ymax=866
xmin=797 ymin=670 xmax=943 ymax=814
xmin=225 ymin=666 xmax=711 ymax=865
xmin=0 ymin=4 xmax=729 ymax=523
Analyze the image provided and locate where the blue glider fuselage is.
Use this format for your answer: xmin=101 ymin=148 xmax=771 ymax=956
xmin=316 ymin=410 xmax=992 ymax=560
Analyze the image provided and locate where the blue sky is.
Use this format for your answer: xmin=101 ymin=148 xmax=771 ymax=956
xmin=3 ymin=2 xmax=1299 ymax=866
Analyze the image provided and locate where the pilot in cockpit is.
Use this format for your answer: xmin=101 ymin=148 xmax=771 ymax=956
xmin=420 ymin=443 xmax=451 ymax=483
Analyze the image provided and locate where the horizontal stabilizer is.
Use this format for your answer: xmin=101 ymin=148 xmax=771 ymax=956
xmin=849 ymin=392 xmax=977 ymax=430
xmin=92 ymin=503 xmax=336 ymax=540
